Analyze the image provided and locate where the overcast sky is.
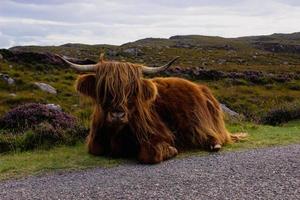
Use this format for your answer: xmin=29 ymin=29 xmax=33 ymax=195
xmin=0 ymin=0 xmax=300 ymax=48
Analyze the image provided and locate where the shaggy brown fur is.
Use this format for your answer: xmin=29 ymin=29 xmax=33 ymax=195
xmin=76 ymin=57 xmax=245 ymax=164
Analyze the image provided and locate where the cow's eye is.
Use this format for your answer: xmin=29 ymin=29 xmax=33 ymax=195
xmin=127 ymin=99 xmax=135 ymax=107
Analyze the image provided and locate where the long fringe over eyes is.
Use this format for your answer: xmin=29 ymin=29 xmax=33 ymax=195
xmin=95 ymin=61 xmax=163 ymax=144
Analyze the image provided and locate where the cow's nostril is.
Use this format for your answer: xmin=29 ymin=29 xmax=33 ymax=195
xmin=118 ymin=112 xmax=125 ymax=118
xmin=111 ymin=112 xmax=125 ymax=119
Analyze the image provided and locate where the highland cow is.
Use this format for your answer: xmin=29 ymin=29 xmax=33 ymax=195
xmin=58 ymin=54 xmax=245 ymax=164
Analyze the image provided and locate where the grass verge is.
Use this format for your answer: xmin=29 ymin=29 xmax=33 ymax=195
xmin=0 ymin=143 xmax=125 ymax=181
xmin=1 ymin=120 xmax=300 ymax=181
xmin=225 ymin=120 xmax=300 ymax=150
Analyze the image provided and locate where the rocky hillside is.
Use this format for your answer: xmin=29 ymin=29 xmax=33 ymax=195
xmin=1 ymin=32 xmax=300 ymax=122
xmin=5 ymin=32 xmax=300 ymax=72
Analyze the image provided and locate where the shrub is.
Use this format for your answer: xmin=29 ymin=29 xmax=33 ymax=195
xmin=0 ymin=103 xmax=88 ymax=153
xmin=260 ymin=102 xmax=300 ymax=125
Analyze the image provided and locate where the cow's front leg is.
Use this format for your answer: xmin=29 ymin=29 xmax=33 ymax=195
xmin=110 ymin=136 xmax=124 ymax=158
xmin=87 ymin=132 xmax=105 ymax=156
xmin=138 ymin=141 xmax=178 ymax=164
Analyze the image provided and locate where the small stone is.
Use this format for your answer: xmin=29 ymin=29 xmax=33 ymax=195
xmin=0 ymin=73 xmax=15 ymax=85
xmin=7 ymin=77 xmax=15 ymax=85
xmin=218 ymin=59 xmax=226 ymax=65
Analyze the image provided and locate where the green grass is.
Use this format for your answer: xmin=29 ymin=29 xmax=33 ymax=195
xmin=0 ymin=143 xmax=125 ymax=181
xmin=178 ymin=120 xmax=300 ymax=157
xmin=225 ymin=120 xmax=300 ymax=150
xmin=1 ymin=121 xmax=300 ymax=181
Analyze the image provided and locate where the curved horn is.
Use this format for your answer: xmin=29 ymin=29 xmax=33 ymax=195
xmin=142 ymin=56 xmax=180 ymax=74
xmin=56 ymin=54 xmax=96 ymax=72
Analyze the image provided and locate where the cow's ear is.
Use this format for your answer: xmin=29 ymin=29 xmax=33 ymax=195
xmin=140 ymin=79 xmax=158 ymax=102
xmin=76 ymin=74 xmax=96 ymax=99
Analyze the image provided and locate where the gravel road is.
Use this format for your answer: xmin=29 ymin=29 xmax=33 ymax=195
xmin=1 ymin=145 xmax=299 ymax=200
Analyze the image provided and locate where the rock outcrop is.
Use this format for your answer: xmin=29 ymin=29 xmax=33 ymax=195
xmin=122 ymin=48 xmax=144 ymax=56
xmin=254 ymin=42 xmax=300 ymax=54
xmin=0 ymin=49 xmax=97 ymax=67
xmin=0 ymin=49 xmax=65 ymax=65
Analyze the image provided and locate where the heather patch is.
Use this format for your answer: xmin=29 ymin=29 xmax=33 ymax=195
xmin=0 ymin=103 xmax=88 ymax=153
xmin=0 ymin=103 xmax=77 ymax=132
xmin=260 ymin=102 xmax=300 ymax=125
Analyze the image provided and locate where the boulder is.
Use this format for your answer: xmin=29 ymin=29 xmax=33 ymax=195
xmin=220 ymin=104 xmax=239 ymax=117
xmin=34 ymin=82 xmax=57 ymax=94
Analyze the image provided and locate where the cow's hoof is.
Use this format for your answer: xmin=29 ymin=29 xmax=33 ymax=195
xmin=169 ymin=146 xmax=178 ymax=156
xmin=210 ymin=144 xmax=222 ymax=152
xmin=163 ymin=146 xmax=178 ymax=161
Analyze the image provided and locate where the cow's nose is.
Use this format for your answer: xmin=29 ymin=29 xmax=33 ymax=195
xmin=111 ymin=112 xmax=125 ymax=119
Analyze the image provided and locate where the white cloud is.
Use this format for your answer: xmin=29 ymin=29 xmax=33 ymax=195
xmin=0 ymin=0 xmax=300 ymax=48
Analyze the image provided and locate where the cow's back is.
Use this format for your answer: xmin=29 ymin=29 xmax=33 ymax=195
xmin=152 ymin=77 xmax=217 ymax=148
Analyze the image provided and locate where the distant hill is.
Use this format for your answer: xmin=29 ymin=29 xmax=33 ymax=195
xmin=4 ymin=32 xmax=300 ymax=73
